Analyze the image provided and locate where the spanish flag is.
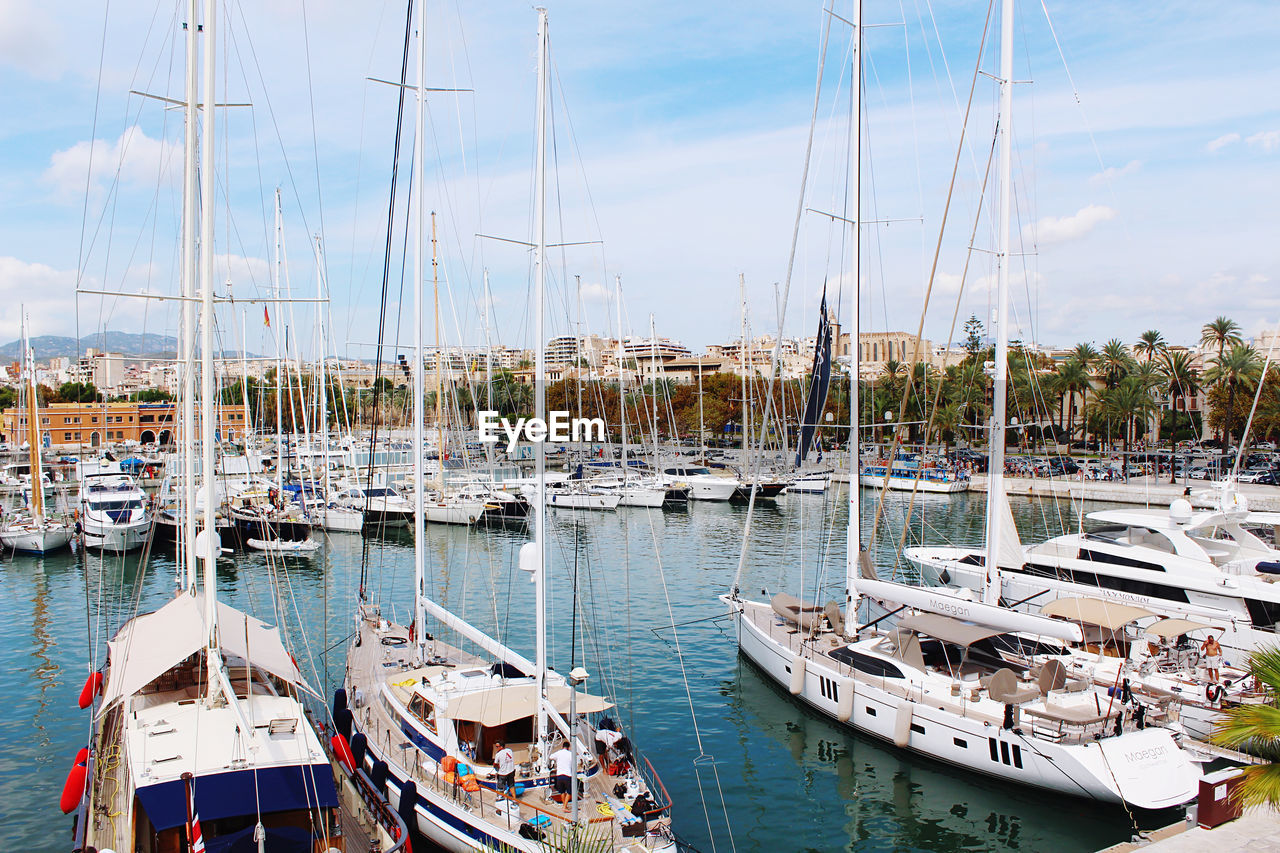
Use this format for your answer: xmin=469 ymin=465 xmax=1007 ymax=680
xmin=263 ymin=305 xmax=271 ymax=328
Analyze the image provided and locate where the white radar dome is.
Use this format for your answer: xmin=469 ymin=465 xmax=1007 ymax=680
xmin=1169 ymin=498 xmax=1193 ymax=524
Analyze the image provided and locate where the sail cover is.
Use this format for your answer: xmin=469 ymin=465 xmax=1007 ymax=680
xmin=796 ymin=287 xmax=834 ymax=466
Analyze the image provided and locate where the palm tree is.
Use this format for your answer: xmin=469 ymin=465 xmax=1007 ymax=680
xmin=1135 ymin=330 xmax=1167 ymax=362
xmin=1103 ymin=376 xmax=1159 ymax=459
xmin=1161 ymin=349 xmax=1200 ymax=482
xmin=1201 ymin=316 xmax=1244 ymax=364
xmin=1099 ymin=338 xmax=1136 ymax=389
xmin=1204 ymin=344 xmax=1263 ymax=449
xmin=1056 ymin=359 xmax=1092 ymax=453
xmin=1211 ymin=646 xmax=1280 ymax=808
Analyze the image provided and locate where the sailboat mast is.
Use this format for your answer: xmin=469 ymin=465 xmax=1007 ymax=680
xmin=615 ymin=275 xmax=627 ymax=475
xmin=483 ymin=269 xmax=495 ymax=473
xmin=739 ymin=275 xmax=750 ymax=467
xmin=316 ymin=236 xmax=329 ymax=499
xmin=181 ymin=0 xmax=199 ymax=590
xmin=982 ymin=0 xmax=1015 ymax=604
xmin=23 ymin=320 xmax=44 ymax=522
xmin=533 ymin=6 xmax=550 ymax=742
xmin=273 ymin=191 xmax=284 ymax=494
xmin=412 ymin=4 xmax=427 ymax=661
xmin=199 ymin=0 xmax=219 ymax=654
xmin=846 ymin=0 xmax=863 ymax=626
xmin=432 ymin=212 xmax=444 ymax=485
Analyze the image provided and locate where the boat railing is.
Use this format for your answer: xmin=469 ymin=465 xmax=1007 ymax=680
xmin=364 ymin=693 xmax=658 ymax=842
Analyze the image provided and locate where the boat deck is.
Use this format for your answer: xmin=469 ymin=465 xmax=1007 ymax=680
xmin=346 ymin=610 xmax=672 ymax=849
xmin=738 ymin=598 xmax=1132 ymax=742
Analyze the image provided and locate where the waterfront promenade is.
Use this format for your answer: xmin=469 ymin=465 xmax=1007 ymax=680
xmin=970 ymin=474 xmax=1280 ymax=512
xmin=1100 ymin=807 xmax=1280 ymax=852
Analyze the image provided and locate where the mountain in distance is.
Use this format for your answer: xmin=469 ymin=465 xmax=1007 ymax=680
xmin=0 ymin=332 xmax=256 ymax=362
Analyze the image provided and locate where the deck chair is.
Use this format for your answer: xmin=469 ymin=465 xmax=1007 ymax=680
xmin=987 ymin=668 xmax=1041 ymax=704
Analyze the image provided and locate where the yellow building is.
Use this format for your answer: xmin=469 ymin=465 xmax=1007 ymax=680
xmin=1 ymin=401 xmax=247 ymax=448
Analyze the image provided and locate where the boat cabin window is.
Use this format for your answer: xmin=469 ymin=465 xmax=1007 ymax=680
xmin=408 ymin=694 xmax=436 ymax=733
xmin=830 ymin=647 xmax=904 ymax=679
xmin=1077 ymin=548 xmax=1166 ymax=572
xmin=89 ymin=499 xmax=143 ymax=512
xmin=1245 ymin=598 xmax=1280 ymax=633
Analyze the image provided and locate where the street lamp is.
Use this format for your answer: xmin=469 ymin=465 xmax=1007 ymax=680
xmin=568 ymin=666 xmax=589 ymax=825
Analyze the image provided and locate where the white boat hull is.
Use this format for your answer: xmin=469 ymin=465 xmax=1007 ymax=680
xmin=317 ymin=507 xmax=365 ymax=532
xmin=859 ymin=474 xmax=969 ymax=493
xmin=82 ymin=518 xmax=152 ymax=552
xmin=616 ymin=486 xmax=668 ymax=507
xmin=246 ymin=537 xmax=321 ymax=554
xmin=686 ymin=478 xmax=737 ymax=501
xmin=421 ymin=500 xmax=486 ymax=525
xmin=0 ymin=522 xmax=74 ymax=554
xmin=545 ymin=491 xmax=621 ymax=510
xmin=726 ymin=596 xmax=1200 ymax=809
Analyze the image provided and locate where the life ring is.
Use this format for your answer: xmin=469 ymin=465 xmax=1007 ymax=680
xmin=1206 ymin=684 xmax=1225 ymax=703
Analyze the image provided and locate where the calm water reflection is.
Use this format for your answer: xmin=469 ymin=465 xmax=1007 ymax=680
xmin=1 ymin=488 xmax=1173 ymax=851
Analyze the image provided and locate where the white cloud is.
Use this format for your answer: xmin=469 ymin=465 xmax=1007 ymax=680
xmin=1025 ymin=205 xmax=1117 ymax=246
xmin=0 ymin=0 xmax=62 ymax=79
xmin=1089 ymin=159 xmax=1142 ymax=185
xmin=1246 ymin=131 xmax=1280 ymax=152
xmin=0 ymin=257 xmax=79 ymax=341
xmin=1207 ymin=132 xmax=1241 ymax=152
xmin=43 ymin=126 xmax=181 ymax=199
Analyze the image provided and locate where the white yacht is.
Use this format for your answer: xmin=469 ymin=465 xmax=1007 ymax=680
xmin=661 ymin=464 xmax=739 ymax=501
xmin=78 ymin=471 xmax=152 ymax=552
xmin=906 ymin=495 xmax=1280 ymax=660
xmin=860 ymin=456 xmax=969 ymax=493
xmin=724 ymin=584 xmax=1202 ymax=809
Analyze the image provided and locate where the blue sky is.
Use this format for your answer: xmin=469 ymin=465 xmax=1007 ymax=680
xmin=1 ymin=0 xmax=1279 ymax=360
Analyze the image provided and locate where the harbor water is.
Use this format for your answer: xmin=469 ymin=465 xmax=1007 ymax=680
xmin=2 ymin=488 xmax=1177 ymax=851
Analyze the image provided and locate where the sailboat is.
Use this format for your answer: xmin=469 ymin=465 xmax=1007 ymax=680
xmin=723 ymin=0 xmax=1202 ymax=810
xmin=342 ymin=10 xmax=675 ymax=850
xmin=0 ymin=318 xmax=73 ymax=555
xmin=69 ymin=4 xmax=407 ymax=850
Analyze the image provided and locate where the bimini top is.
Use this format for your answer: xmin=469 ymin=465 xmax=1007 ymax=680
xmin=1040 ymin=597 xmax=1155 ymax=631
xmin=443 ymin=684 xmax=613 ymax=727
xmin=101 ymin=591 xmax=310 ymax=711
xmin=1145 ymin=617 xmax=1221 ymax=639
xmin=896 ymin=612 xmax=1005 ymax=647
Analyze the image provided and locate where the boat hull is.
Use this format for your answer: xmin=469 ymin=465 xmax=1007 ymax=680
xmin=859 ymin=473 xmax=968 ymax=493
xmin=81 ymin=518 xmax=152 ymax=552
xmin=0 ymin=523 xmax=73 ymax=554
xmin=726 ymin=596 xmax=1200 ymax=809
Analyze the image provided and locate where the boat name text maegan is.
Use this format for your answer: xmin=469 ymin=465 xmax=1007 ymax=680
xmin=1123 ymin=746 xmax=1167 ymax=764
xmin=928 ymin=597 xmax=971 ymax=619
xmin=477 ymin=410 xmax=606 ymax=452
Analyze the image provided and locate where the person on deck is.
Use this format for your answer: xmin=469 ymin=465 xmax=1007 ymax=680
xmin=493 ymin=740 xmax=516 ymax=796
xmin=595 ymin=726 xmax=622 ymax=763
xmin=550 ymin=742 xmax=573 ymax=808
xmin=1201 ymin=634 xmax=1223 ymax=683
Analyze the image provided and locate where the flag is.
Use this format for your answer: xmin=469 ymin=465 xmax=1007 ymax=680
xmin=263 ymin=305 xmax=271 ymax=327
xmin=185 ymin=775 xmax=206 ymax=853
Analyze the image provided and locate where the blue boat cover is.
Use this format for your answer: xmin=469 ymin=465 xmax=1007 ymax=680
xmin=135 ymin=763 xmax=338 ymax=831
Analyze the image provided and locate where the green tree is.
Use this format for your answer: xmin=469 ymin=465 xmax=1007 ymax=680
xmin=961 ymin=315 xmax=985 ymax=362
xmin=1135 ymin=330 xmax=1167 ymax=362
xmin=1204 ymin=344 xmax=1263 ymax=448
xmin=1211 ymin=646 xmax=1280 ymax=808
xmin=1201 ymin=316 xmax=1243 ymax=365
xmin=1055 ymin=359 xmax=1092 ymax=452
xmin=1099 ymin=339 xmax=1135 ymax=389
xmin=57 ymin=381 xmax=102 ymax=403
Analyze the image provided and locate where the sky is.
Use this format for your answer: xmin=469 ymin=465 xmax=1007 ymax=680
xmin=1 ymin=0 xmax=1279 ymax=362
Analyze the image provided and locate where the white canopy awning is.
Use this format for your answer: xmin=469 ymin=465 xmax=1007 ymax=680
xmin=443 ymin=684 xmax=613 ymax=727
xmin=100 ymin=591 xmax=309 ymax=712
xmin=1145 ymin=618 xmax=1221 ymax=639
xmin=1040 ymin=597 xmax=1156 ymax=631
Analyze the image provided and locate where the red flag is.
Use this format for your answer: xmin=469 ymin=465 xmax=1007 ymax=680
xmin=263 ymin=305 xmax=271 ymax=327
xmin=184 ymin=774 xmax=206 ymax=853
